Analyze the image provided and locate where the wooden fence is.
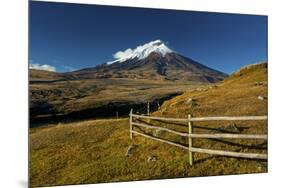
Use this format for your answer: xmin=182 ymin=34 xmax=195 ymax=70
xmin=129 ymin=109 xmax=267 ymax=166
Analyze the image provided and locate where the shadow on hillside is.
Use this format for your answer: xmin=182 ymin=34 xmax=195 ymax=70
xmin=194 ymin=154 xmax=267 ymax=165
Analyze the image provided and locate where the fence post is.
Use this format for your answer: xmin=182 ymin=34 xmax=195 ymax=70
xmin=147 ymin=102 xmax=150 ymax=115
xmin=188 ymin=114 xmax=193 ymax=166
xmin=147 ymin=102 xmax=151 ymax=123
xmin=130 ymin=109 xmax=133 ymax=140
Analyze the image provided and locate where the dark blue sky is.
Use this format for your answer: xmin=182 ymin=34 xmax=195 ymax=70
xmin=29 ymin=1 xmax=267 ymax=74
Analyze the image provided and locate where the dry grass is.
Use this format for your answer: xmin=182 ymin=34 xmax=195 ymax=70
xmin=30 ymin=118 xmax=192 ymax=187
xmin=29 ymin=69 xmax=65 ymax=81
xmin=154 ymin=63 xmax=267 ymax=117
xmin=30 ymin=118 xmax=266 ymax=187
xmin=29 ymin=63 xmax=268 ymax=187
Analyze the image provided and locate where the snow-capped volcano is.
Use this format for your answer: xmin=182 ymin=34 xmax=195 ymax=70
xmin=73 ymin=40 xmax=228 ymax=83
xmin=107 ymin=40 xmax=173 ymax=65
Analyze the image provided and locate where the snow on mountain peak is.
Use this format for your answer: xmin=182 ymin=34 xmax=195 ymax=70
xmin=106 ymin=40 xmax=173 ymax=65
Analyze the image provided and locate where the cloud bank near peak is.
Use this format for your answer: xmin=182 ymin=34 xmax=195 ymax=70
xmin=29 ymin=63 xmax=56 ymax=72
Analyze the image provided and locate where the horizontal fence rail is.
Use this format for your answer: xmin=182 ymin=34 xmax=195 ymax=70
xmin=132 ymin=114 xmax=267 ymax=122
xmin=190 ymin=116 xmax=268 ymax=122
xmin=132 ymin=122 xmax=267 ymax=140
xmin=131 ymin=130 xmax=267 ymax=160
xmin=129 ymin=110 xmax=268 ymax=164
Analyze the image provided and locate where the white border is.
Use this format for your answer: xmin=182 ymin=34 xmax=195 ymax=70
xmin=1 ymin=0 xmax=281 ymax=188
xmin=34 ymin=0 xmax=270 ymax=15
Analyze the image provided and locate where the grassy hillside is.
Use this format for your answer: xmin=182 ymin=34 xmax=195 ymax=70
xmin=30 ymin=118 xmax=266 ymax=187
xmin=30 ymin=63 xmax=267 ymax=187
xmin=29 ymin=69 xmax=65 ymax=81
xmin=30 ymin=119 xmax=193 ymax=187
xmin=154 ymin=62 xmax=267 ymax=117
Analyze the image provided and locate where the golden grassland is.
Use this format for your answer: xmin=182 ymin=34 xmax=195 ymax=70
xmin=29 ymin=63 xmax=267 ymax=187
xmin=30 ymin=119 xmax=266 ymax=187
xmin=154 ymin=63 xmax=267 ymax=118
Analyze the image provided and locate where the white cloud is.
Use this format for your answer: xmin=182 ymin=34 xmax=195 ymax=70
xmin=29 ymin=63 xmax=56 ymax=72
xmin=114 ymin=48 xmax=134 ymax=59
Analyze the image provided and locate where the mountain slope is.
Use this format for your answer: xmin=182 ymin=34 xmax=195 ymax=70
xmin=71 ymin=40 xmax=227 ymax=82
xmin=154 ymin=62 xmax=267 ymax=117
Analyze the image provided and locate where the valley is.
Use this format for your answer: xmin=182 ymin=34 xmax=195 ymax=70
xmin=30 ymin=76 xmax=207 ymax=126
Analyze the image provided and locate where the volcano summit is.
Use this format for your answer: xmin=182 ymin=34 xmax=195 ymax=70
xmin=72 ymin=40 xmax=228 ymax=83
